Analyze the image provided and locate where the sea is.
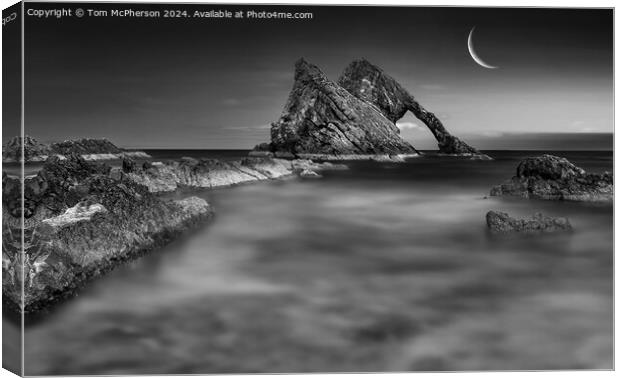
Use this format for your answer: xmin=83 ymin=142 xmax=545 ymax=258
xmin=3 ymin=150 xmax=613 ymax=374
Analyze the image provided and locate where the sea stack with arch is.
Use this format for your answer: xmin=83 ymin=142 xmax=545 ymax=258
xmin=253 ymin=58 xmax=490 ymax=160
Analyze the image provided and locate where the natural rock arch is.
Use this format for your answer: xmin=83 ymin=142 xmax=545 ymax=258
xmin=258 ymin=58 xmax=487 ymax=158
xmin=338 ymin=59 xmax=482 ymax=155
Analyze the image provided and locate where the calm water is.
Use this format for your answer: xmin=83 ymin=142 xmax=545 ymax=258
xmin=8 ymin=151 xmax=614 ymax=374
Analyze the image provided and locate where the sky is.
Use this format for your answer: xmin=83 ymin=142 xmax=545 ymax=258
xmin=13 ymin=3 xmax=613 ymax=149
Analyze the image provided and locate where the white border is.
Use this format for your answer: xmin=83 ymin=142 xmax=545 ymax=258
xmin=0 ymin=1 xmax=616 ymax=378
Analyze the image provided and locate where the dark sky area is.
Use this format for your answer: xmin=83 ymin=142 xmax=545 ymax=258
xmin=15 ymin=3 xmax=613 ymax=149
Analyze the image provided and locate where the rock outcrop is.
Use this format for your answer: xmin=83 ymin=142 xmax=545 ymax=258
xmin=338 ymin=59 xmax=488 ymax=158
xmin=486 ymin=210 xmax=572 ymax=234
xmin=2 ymin=155 xmax=212 ymax=312
xmin=252 ymin=58 xmax=488 ymax=160
xmin=125 ymin=156 xmax=346 ymax=193
xmin=2 ymin=136 xmax=151 ymax=162
xmin=490 ymin=155 xmax=613 ymax=202
xmin=258 ymin=59 xmax=419 ymax=160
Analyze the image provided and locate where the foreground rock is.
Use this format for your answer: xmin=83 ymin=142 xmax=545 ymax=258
xmin=339 ymin=59 xmax=489 ymax=159
xmin=2 ymin=155 xmax=212 ymax=312
xmin=254 ymin=59 xmax=419 ymax=159
xmin=2 ymin=135 xmax=150 ymax=162
xmin=490 ymin=155 xmax=613 ymax=202
xmin=125 ymin=156 xmax=347 ymax=193
xmin=486 ymin=210 xmax=572 ymax=234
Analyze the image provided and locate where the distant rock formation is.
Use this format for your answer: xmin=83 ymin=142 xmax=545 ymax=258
xmin=2 ymin=135 xmax=150 ymax=162
xmin=2 ymin=135 xmax=52 ymax=162
xmin=338 ymin=59 xmax=487 ymax=157
xmin=51 ymin=138 xmax=122 ymax=154
xmin=486 ymin=210 xmax=572 ymax=234
xmin=253 ymin=58 xmax=488 ymax=160
xmin=257 ymin=59 xmax=419 ymax=160
xmin=490 ymin=155 xmax=613 ymax=202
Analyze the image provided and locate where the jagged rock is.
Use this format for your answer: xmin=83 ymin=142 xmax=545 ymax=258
xmin=490 ymin=155 xmax=613 ymax=202
xmin=486 ymin=211 xmax=572 ymax=234
xmin=338 ymin=59 xmax=488 ymax=157
xmin=265 ymin=59 xmax=418 ymax=157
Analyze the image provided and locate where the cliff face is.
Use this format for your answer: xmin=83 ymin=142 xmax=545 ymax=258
xmin=268 ymin=59 xmax=418 ymax=157
xmin=338 ymin=59 xmax=483 ymax=156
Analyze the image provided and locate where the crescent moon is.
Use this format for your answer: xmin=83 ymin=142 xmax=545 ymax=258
xmin=467 ymin=27 xmax=498 ymax=69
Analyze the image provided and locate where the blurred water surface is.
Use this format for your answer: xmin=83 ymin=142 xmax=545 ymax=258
xmin=13 ymin=151 xmax=612 ymax=374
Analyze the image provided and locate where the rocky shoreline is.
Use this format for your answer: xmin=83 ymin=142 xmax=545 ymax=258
xmin=122 ymin=156 xmax=347 ymax=193
xmin=1 ymin=152 xmax=345 ymax=313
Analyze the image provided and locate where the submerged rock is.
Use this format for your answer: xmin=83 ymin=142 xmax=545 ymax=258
xmin=262 ymin=59 xmax=419 ymax=157
xmin=486 ymin=210 xmax=572 ymax=234
xmin=490 ymin=155 xmax=613 ymax=202
xmin=338 ymin=59 xmax=488 ymax=158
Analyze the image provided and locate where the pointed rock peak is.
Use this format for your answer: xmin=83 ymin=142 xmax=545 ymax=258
xmin=294 ymin=57 xmax=310 ymax=70
xmin=294 ymin=58 xmax=329 ymax=83
xmin=344 ymin=58 xmax=383 ymax=75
